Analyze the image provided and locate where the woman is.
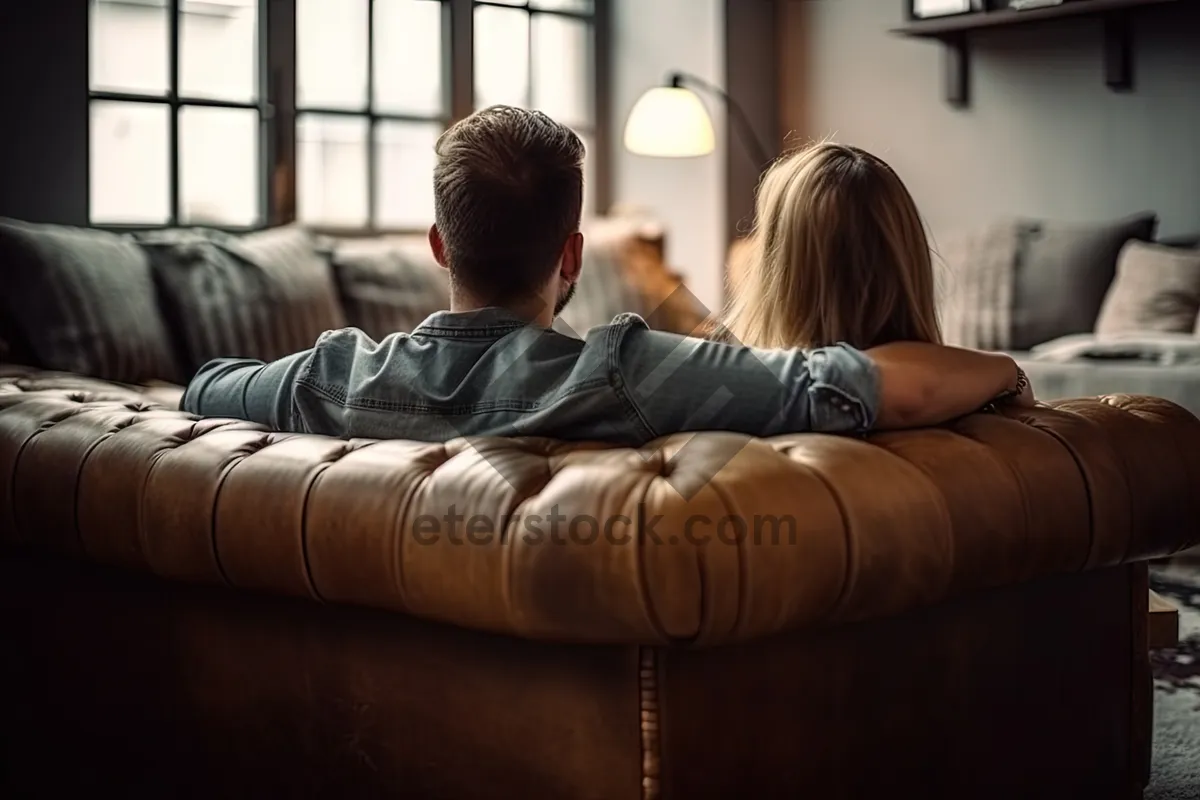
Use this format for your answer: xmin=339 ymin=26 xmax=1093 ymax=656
xmin=723 ymin=140 xmax=1032 ymax=418
xmin=724 ymin=141 xmax=942 ymax=352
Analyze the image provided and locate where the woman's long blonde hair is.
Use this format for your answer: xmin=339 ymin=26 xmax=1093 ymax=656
xmin=724 ymin=141 xmax=941 ymax=351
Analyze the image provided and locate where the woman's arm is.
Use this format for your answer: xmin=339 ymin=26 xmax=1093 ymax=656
xmin=866 ymin=341 xmax=1033 ymax=430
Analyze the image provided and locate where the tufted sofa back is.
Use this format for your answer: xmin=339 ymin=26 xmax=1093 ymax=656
xmin=4 ymin=368 xmax=1199 ymax=646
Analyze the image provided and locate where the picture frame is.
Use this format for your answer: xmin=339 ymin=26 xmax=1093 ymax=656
xmin=909 ymin=0 xmax=982 ymax=19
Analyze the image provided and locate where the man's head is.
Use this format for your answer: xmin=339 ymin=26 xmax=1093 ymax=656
xmin=428 ymin=106 xmax=585 ymax=322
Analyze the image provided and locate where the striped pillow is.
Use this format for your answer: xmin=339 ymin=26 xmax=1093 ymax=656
xmin=329 ymin=237 xmax=450 ymax=338
xmin=138 ymin=225 xmax=347 ymax=375
xmin=0 ymin=218 xmax=182 ymax=383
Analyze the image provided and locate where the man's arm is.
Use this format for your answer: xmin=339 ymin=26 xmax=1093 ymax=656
xmin=615 ymin=323 xmax=1030 ymax=437
xmin=180 ymin=349 xmax=314 ymax=429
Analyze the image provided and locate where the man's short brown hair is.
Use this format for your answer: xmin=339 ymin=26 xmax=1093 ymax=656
xmin=433 ymin=106 xmax=585 ymax=304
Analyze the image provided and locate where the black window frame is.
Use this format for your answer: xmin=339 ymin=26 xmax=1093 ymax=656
xmin=86 ymin=0 xmax=611 ymax=236
xmin=289 ymin=0 xmax=453 ymax=235
xmin=470 ymin=0 xmax=603 ymax=218
xmin=87 ymin=0 xmax=272 ymax=233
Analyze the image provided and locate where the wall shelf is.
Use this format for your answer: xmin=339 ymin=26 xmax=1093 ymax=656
xmin=890 ymin=0 xmax=1181 ymax=108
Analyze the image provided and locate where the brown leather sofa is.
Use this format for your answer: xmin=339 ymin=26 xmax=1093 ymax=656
xmin=2 ymin=366 xmax=1199 ymax=799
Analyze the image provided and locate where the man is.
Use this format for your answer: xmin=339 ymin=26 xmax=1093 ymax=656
xmin=182 ymin=106 xmax=1033 ymax=444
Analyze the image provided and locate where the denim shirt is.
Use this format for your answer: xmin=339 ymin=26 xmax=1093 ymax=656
xmin=180 ymin=308 xmax=881 ymax=445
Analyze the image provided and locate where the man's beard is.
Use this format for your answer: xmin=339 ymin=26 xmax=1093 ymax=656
xmin=553 ymin=281 xmax=577 ymax=316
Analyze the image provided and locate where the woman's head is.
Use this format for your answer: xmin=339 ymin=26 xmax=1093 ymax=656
xmin=724 ymin=141 xmax=941 ymax=351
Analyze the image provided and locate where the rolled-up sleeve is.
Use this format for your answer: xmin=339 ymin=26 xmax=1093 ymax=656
xmin=805 ymin=344 xmax=881 ymax=432
xmin=613 ymin=318 xmax=880 ymax=437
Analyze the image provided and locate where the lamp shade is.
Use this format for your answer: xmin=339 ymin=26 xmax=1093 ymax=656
xmin=623 ymin=86 xmax=716 ymax=158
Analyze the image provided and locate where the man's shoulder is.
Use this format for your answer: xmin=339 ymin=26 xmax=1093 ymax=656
xmin=301 ymin=326 xmax=414 ymax=383
xmin=595 ymin=313 xmax=745 ymax=358
xmin=583 ymin=312 xmax=694 ymax=349
xmin=580 ymin=312 xmax=649 ymax=337
xmin=310 ymin=326 xmax=420 ymax=363
xmin=313 ymin=326 xmax=393 ymax=352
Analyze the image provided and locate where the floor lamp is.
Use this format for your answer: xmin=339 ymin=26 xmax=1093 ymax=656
xmin=622 ymin=71 xmax=771 ymax=170
xmin=623 ymin=71 xmax=772 ymax=302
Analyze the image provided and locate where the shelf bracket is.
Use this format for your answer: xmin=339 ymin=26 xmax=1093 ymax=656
xmin=1103 ymin=11 xmax=1134 ymax=91
xmin=942 ymin=34 xmax=970 ymax=108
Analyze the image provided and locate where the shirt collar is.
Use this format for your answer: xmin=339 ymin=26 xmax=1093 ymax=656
xmin=413 ymin=307 xmax=537 ymax=338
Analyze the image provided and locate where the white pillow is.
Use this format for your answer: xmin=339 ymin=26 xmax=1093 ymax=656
xmin=1095 ymin=240 xmax=1200 ymax=337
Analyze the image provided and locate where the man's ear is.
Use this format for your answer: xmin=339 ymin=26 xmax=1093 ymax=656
xmin=560 ymin=231 xmax=584 ymax=284
xmin=428 ymin=225 xmax=449 ymax=269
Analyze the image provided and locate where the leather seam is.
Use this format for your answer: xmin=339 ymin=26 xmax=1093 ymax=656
xmin=208 ymin=450 xmax=243 ymax=587
xmin=634 ymin=475 xmax=673 ymax=643
xmin=701 ymin=479 xmax=745 ymax=643
xmin=790 ymin=458 xmax=855 ymax=621
xmin=299 ymin=463 xmax=330 ymax=602
xmin=1040 ymin=404 xmax=1138 ymax=566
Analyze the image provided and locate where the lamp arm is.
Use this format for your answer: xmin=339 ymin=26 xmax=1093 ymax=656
xmin=669 ymin=71 xmax=773 ymax=169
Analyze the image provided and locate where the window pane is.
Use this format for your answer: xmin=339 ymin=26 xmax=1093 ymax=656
xmin=575 ymin=129 xmax=596 ymax=220
xmin=90 ymin=101 xmax=171 ymax=225
xmin=298 ymin=114 xmax=369 ymax=227
xmin=90 ymin=0 xmax=169 ymax=96
xmin=532 ymin=14 xmax=591 ymax=127
xmin=180 ymin=106 xmax=259 ymax=226
xmin=180 ymin=0 xmax=259 ymax=103
xmin=374 ymin=0 xmax=444 ymax=116
xmin=297 ymin=0 xmax=369 ymax=110
xmin=531 ymin=0 xmax=593 ymax=11
xmin=375 ymin=121 xmax=440 ymax=229
xmin=474 ymin=7 xmax=529 ymax=110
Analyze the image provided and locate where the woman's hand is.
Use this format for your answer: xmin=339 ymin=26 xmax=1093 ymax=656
xmin=1001 ymin=365 xmax=1036 ymax=408
xmin=1008 ymin=377 xmax=1037 ymax=407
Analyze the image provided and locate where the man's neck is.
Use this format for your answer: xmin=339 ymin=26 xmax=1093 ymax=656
xmin=449 ymin=293 xmax=555 ymax=329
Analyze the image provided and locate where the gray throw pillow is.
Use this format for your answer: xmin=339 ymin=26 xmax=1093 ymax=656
xmin=138 ymin=224 xmax=347 ymax=376
xmin=1095 ymin=241 xmax=1200 ymax=337
xmin=329 ymin=237 xmax=450 ymax=338
xmin=1009 ymin=212 xmax=1157 ymax=350
xmin=0 ymin=218 xmax=182 ymax=383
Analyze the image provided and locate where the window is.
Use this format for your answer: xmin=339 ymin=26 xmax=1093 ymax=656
xmin=89 ymin=0 xmax=267 ymax=227
xmin=87 ymin=0 xmax=606 ymax=232
xmin=295 ymin=0 xmax=446 ymax=229
xmin=472 ymin=0 xmax=598 ymax=217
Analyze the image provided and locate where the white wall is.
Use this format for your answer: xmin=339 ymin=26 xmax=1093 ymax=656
xmin=784 ymin=1 xmax=1200 ymax=244
xmin=611 ymin=0 xmax=726 ymax=312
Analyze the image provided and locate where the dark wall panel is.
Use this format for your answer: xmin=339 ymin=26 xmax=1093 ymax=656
xmin=0 ymin=1 xmax=90 ymax=225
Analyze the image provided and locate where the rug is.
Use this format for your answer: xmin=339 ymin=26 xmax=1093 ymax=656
xmin=1147 ymin=564 xmax=1200 ymax=800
